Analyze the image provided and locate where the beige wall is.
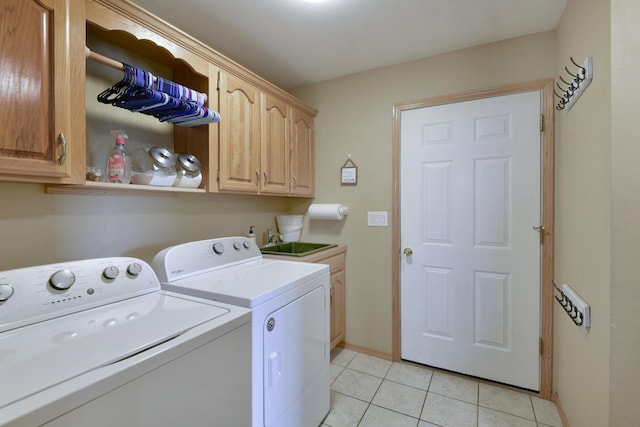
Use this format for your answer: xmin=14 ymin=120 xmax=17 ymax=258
xmin=610 ymin=0 xmax=640 ymax=425
xmin=553 ymin=0 xmax=612 ymax=425
xmin=555 ymin=2 xmax=640 ymax=426
xmin=0 ymin=181 xmax=304 ymax=270
xmin=292 ymin=31 xmax=557 ymax=355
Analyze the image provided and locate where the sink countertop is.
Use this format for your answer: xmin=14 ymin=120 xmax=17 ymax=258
xmin=262 ymin=244 xmax=346 ymax=263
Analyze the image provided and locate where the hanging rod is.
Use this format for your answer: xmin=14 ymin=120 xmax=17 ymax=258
xmin=85 ymin=47 xmax=126 ymax=73
xmin=84 ymin=47 xmax=207 ymax=103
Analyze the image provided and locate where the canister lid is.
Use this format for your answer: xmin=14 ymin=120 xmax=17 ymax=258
xmin=177 ymin=153 xmax=201 ymax=173
xmin=149 ymin=146 xmax=176 ymax=168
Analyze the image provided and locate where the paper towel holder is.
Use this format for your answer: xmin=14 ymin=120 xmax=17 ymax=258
xmin=341 ymin=155 xmax=358 ymax=186
xmin=308 ymin=204 xmax=350 ymax=220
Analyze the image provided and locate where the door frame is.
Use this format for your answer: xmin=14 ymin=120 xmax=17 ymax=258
xmin=391 ymin=79 xmax=555 ymax=399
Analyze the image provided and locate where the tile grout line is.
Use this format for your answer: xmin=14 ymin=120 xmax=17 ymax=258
xmin=420 ymin=371 xmax=435 ymax=426
xmin=530 ymin=395 xmax=538 ymax=425
xmin=355 ymin=358 xmax=391 ymax=426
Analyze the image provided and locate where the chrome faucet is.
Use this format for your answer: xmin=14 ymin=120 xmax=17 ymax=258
xmin=267 ymin=227 xmax=283 ymax=246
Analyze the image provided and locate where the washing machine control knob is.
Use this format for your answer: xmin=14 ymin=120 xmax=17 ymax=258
xmin=127 ymin=262 xmax=143 ymax=276
xmin=0 ymin=283 xmax=15 ymax=302
xmin=49 ymin=269 xmax=76 ymax=290
xmin=102 ymin=266 xmax=119 ymax=280
xmin=233 ymin=241 xmax=242 ymax=251
xmin=243 ymin=241 xmax=251 ymax=249
xmin=212 ymin=242 xmax=225 ymax=255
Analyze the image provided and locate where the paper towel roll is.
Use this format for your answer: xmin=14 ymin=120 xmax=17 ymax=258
xmin=308 ymin=204 xmax=349 ymax=220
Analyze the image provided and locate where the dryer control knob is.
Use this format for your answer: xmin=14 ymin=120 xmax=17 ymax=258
xmin=102 ymin=266 xmax=119 ymax=280
xmin=212 ymin=242 xmax=225 ymax=255
xmin=50 ymin=269 xmax=76 ymax=290
xmin=233 ymin=241 xmax=242 ymax=251
xmin=127 ymin=263 xmax=143 ymax=276
xmin=243 ymin=241 xmax=251 ymax=249
xmin=0 ymin=283 xmax=15 ymax=302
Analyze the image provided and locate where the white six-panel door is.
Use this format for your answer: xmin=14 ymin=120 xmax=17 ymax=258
xmin=400 ymin=91 xmax=541 ymax=390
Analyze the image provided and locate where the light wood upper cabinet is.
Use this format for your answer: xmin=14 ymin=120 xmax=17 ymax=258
xmin=290 ymin=108 xmax=315 ymax=197
xmin=83 ymin=1 xmax=213 ymax=193
xmin=3 ymin=0 xmax=317 ymax=195
xmin=0 ymin=0 xmax=85 ymax=183
xmin=260 ymin=94 xmax=290 ymax=195
xmin=218 ymin=72 xmax=261 ymax=193
xmin=219 ymin=77 xmax=316 ymax=197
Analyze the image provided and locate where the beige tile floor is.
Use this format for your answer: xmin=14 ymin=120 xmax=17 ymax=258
xmin=323 ymin=348 xmax=563 ymax=427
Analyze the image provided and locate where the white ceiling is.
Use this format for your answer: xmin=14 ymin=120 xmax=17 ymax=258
xmin=131 ymin=0 xmax=567 ymax=89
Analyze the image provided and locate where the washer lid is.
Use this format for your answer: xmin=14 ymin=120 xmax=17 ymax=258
xmin=0 ymin=292 xmax=229 ymax=409
xmin=161 ymin=259 xmax=328 ymax=308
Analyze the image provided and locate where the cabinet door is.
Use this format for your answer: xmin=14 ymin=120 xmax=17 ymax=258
xmin=218 ymin=72 xmax=261 ymax=192
xmin=290 ymin=108 xmax=315 ymax=197
xmin=0 ymin=0 xmax=84 ymax=182
xmin=330 ymin=270 xmax=346 ymax=349
xmin=260 ymin=94 xmax=290 ymax=195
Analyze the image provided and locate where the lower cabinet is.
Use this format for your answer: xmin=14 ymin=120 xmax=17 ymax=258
xmin=264 ymin=246 xmax=346 ymax=349
xmin=329 ymin=258 xmax=346 ymax=349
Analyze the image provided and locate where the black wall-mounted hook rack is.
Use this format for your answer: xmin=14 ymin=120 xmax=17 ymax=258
xmin=553 ymin=281 xmax=590 ymax=328
xmin=554 ymin=56 xmax=593 ymax=111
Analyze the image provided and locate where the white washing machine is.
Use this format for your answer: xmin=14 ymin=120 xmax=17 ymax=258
xmin=0 ymin=257 xmax=251 ymax=427
xmin=152 ymin=236 xmax=330 ymax=427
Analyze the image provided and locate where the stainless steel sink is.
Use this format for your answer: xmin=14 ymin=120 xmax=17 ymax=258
xmin=260 ymin=242 xmax=337 ymax=257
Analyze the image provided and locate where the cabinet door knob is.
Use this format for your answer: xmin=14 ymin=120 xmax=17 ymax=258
xmin=263 ymin=170 xmax=269 ymax=185
xmin=255 ymin=169 xmax=260 ymax=186
xmin=292 ymin=175 xmax=297 ymax=189
xmin=58 ymin=133 xmax=67 ymax=165
xmin=403 ymin=247 xmax=413 ymax=256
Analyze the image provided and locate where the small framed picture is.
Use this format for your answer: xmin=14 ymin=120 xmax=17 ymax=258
xmin=341 ymin=158 xmax=358 ymax=185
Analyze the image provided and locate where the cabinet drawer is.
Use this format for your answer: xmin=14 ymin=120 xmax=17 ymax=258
xmin=319 ymin=253 xmax=345 ymax=273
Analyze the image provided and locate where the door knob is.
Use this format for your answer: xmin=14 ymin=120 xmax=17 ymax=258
xmin=403 ymin=248 xmax=413 ymax=256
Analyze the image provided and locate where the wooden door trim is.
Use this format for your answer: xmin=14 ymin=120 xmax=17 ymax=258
xmin=391 ymin=79 xmax=555 ymax=399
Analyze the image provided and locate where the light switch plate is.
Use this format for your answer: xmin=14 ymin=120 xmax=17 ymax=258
xmin=368 ymin=211 xmax=388 ymax=227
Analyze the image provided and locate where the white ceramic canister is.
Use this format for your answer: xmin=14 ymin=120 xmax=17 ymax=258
xmin=173 ymin=153 xmax=202 ymax=188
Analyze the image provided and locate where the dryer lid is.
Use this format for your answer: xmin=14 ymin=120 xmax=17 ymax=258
xmin=0 ymin=292 xmax=229 ymax=409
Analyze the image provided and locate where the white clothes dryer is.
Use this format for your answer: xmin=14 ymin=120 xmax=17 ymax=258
xmin=0 ymin=257 xmax=251 ymax=427
xmin=152 ymin=236 xmax=330 ymax=427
